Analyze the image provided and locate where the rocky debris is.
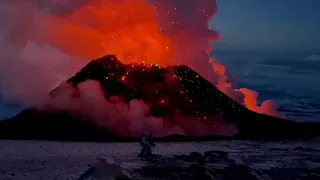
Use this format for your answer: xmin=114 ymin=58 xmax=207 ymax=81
xmin=77 ymin=158 xmax=131 ymax=180
xmin=78 ymin=151 xmax=259 ymax=180
xmin=173 ymin=150 xmax=230 ymax=163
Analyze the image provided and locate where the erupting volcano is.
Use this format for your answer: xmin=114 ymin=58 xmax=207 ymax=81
xmin=0 ymin=0 xmax=320 ymax=140
xmin=34 ymin=0 xmax=278 ymax=115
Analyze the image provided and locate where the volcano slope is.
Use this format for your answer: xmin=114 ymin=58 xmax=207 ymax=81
xmin=0 ymin=55 xmax=320 ymax=141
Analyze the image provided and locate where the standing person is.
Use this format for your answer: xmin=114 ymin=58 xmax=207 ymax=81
xmin=139 ymin=132 xmax=155 ymax=157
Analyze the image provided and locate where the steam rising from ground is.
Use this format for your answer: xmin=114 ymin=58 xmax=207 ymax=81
xmin=0 ymin=0 xmax=279 ymax=135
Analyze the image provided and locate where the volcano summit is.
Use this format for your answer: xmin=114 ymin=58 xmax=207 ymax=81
xmin=0 ymin=55 xmax=320 ymax=141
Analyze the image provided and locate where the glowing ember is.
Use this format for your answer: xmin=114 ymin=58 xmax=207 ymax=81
xmin=121 ymin=76 xmax=126 ymax=81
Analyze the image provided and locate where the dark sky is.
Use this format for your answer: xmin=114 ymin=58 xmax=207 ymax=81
xmin=211 ymin=0 xmax=320 ymax=50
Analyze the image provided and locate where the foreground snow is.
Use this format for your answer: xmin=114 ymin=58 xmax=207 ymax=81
xmin=0 ymin=140 xmax=319 ymax=179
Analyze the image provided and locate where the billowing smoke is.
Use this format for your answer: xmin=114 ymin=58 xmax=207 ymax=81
xmin=0 ymin=41 xmax=85 ymax=105
xmin=0 ymin=0 xmax=279 ymax=136
xmin=0 ymin=1 xmax=86 ymax=105
xmin=38 ymin=80 xmax=236 ymax=137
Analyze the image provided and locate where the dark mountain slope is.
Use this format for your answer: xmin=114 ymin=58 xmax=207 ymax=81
xmin=1 ymin=55 xmax=319 ymax=141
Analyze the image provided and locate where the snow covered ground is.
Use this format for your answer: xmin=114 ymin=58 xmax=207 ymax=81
xmin=0 ymin=140 xmax=319 ymax=179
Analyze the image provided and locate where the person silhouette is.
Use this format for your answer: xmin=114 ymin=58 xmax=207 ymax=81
xmin=139 ymin=132 xmax=155 ymax=157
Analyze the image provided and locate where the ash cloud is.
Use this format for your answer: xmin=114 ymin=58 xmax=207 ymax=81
xmin=0 ymin=1 xmax=86 ymax=106
xmin=0 ymin=0 xmax=278 ymax=135
xmin=38 ymin=80 xmax=235 ymax=137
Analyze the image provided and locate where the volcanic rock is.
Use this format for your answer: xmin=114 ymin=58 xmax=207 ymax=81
xmin=78 ymin=151 xmax=257 ymax=180
xmin=0 ymin=55 xmax=320 ymax=141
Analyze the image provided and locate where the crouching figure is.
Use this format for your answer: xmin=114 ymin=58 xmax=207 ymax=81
xmin=139 ymin=132 xmax=155 ymax=157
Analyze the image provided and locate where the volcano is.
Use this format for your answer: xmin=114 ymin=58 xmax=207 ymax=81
xmin=1 ymin=55 xmax=320 ymax=141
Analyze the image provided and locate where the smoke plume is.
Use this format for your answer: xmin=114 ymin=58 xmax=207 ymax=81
xmin=0 ymin=0 xmax=279 ymax=135
xmin=39 ymin=80 xmax=237 ymax=137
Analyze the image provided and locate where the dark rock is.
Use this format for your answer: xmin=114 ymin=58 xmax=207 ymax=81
xmin=219 ymin=164 xmax=258 ymax=180
xmin=204 ymin=150 xmax=228 ymax=162
xmin=174 ymin=154 xmax=191 ymax=162
xmin=175 ymin=152 xmax=206 ymax=163
xmin=294 ymin=146 xmax=305 ymax=151
xmin=81 ymin=153 xmax=262 ymax=180
xmin=204 ymin=150 xmax=227 ymax=158
xmin=293 ymin=146 xmax=318 ymax=152
xmin=77 ymin=158 xmax=130 ymax=180
xmin=189 ymin=152 xmax=203 ymax=161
